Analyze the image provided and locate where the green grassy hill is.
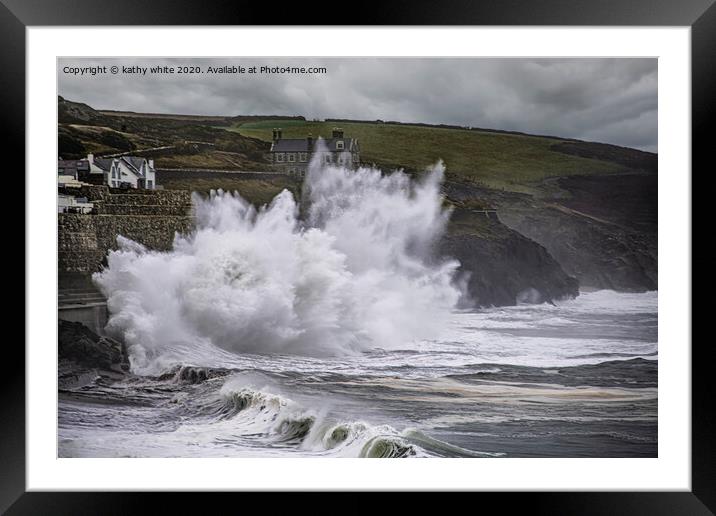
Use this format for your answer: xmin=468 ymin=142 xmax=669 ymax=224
xmin=231 ymin=119 xmax=654 ymax=193
xmin=56 ymin=99 xmax=658 ymax=293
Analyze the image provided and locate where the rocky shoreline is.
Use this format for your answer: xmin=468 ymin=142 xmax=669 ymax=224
xmin=58 ymin=320 xmax=130 ymax=389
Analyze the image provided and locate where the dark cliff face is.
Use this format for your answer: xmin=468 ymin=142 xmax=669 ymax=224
xmin=440 ymin=208 xmax=579 ymax=307
xmin=497 ymin=173 xmax=657 ymax=292
xmin=59 ymin=320 xmax=129 ymax=373
xmin=443 ymin=172 xmax=657 ymax=294
xmin=499 ymin=206 xmax=657 ymax=292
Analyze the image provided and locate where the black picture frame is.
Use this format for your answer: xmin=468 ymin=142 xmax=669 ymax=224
xmin=4 ymin=0 xmax=711 ymax=512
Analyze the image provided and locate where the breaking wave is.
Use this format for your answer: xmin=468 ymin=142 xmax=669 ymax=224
xmin=186 ymin=375 xmax=497 ymax=458
xmin=94 ymin=143 xmax=461 ymax=374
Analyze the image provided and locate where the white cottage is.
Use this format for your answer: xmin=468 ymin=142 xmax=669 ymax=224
xmin=106 ymin=156 xmax=157 ymax=189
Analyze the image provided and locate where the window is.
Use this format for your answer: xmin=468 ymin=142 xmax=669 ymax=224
xmin=147 ymin=180 xmax=153 ymax=189
xmin=353 ymin=153 xmax=359 ymax=162
xmin=275 ymin=153 xmax=285 ymax=162
xmin=299 ymin=152 xmax=308 ymax=162
xmin=288 ymin=153 xmax=296 ymax=162
xmin=336 ymin=140 xmax=344 ymax=150
xmin=325 ymin=154 xmax=332 ymax=164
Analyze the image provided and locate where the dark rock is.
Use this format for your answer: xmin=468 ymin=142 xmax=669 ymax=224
xmin=58 ymin=320 xmax=129 ymax=373
xmin=444 ymin=174 xmax=657 ymax=293
xmin=173 ymin=366 xmax=209 ymax=384
xmin=500 ymin=207 xmax=657 ymax=292
xmin=155 ymin=364 xmax=230 ymax=384
xmin=440 ymin=208 xmax=579 ymax=307
xmin=498 ymin=174 xmax=657 ymax=292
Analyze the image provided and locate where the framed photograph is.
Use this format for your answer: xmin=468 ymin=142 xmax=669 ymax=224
xmin=5 ymin=0 xmax=711 ymax=512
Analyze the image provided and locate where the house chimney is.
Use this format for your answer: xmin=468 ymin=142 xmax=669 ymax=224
xmin=277 ymin=128 xmax=283 ymax=140
xmin=87 ymin=153 xmax=94 ymax=163
xmin=272 ymin=128 xmax=278 ymax=141
xmin=148 ymin=159 xmax=154 ymax=169
xmin=332 ymin=127 xmax=344 ymax=139
xmin=307 ymin=133 xmax=313 ymax=150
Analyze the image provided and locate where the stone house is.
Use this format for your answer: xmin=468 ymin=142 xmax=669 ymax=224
xmin=268 ymin=128 xmax=360 ymax=176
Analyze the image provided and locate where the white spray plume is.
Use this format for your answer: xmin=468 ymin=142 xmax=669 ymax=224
xmin=94 ymin=142 xmax=460 ymax=373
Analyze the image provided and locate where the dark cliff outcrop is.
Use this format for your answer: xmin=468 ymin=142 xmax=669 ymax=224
xmin=497 ymin=173 xmax=657 ymax=292
xmin=444 ymin=173 xmax=657 ymax=293
xmin=499 ymin=206 xmax=657 ymax=292
xmin=58 ymin=320 xmax=129 ymax=373
xmin=440 ymin=208 xmax=579 ymax=307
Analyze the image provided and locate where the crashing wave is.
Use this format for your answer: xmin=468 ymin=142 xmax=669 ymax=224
xmin=193 ymin=376 xmax=498 ymax=458
xmin=93 ymin=144 xmax=460 ymax=374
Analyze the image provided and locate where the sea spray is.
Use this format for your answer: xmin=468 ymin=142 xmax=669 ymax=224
xmin=94 ymin=144 xmax=461 ymax=373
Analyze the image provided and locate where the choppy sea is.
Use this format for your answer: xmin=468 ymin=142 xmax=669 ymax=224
xmin=59 ymin=290 xmax=657 ymax=458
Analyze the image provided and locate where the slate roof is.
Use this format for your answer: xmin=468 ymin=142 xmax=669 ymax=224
xmin=271 ymin=139 xmax=311 ymax=152
xmin=121 ymin=156 xmax=148 ymax=174
xmin=92 ymin=158 xmax=113 ymax=171
xmin=271 ymin=137 xmax=357 ymax=153
xmin=110 ymin=156 xmax=155 ymax=177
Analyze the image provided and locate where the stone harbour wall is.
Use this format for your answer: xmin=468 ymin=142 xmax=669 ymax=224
xmin=58 ymin=186 xmax=195 ymax=273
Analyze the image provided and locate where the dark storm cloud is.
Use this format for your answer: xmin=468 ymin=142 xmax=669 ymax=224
xmin=58 ymin=58 xmax=657 ymax=151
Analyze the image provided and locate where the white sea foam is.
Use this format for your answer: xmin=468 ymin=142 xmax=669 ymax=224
xmin=94 ymin=143 xmax=460 ymax=374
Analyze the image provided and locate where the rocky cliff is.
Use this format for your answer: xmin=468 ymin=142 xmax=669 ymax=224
xmin=497 ymin=173 xmax=657 ymax=291
xmin=440 ymin=208 xmax=579 ymax=307
xmin=443 ymin=172 xmax=657 ymax=293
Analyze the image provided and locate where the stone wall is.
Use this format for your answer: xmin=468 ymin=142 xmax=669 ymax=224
xmin=58 ymin=186 xmax=195 ymax=272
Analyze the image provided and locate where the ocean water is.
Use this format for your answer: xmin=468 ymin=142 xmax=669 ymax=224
xmin=58 ymin=151 xmax=657 ymax=458
xmin=58 ymin=290 xmax=657 ymax=458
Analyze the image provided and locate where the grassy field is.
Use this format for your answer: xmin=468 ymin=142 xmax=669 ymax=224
xmin=231 ymin=119 xmax=628 ymax=192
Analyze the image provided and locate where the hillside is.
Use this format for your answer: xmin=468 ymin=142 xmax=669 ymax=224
xmin=232 ymin=119 xmax=655 ymax=193
xmin=58 ymin=96 xmax=270 ymax=170
xmin=57 ymin=98 xmax=658 ymax=296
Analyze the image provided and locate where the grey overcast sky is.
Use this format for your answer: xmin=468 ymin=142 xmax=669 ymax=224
xmin=58 ymin=57 xmax=657 ymax=152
